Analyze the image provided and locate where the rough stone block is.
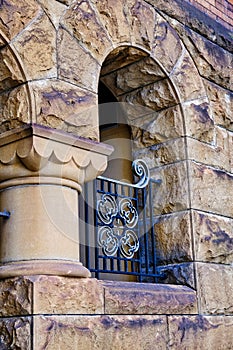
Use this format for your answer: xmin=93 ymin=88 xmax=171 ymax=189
xmin=0 ymin=277 xmax=32 ymax=317
xmin=13 ymin=13 xmax=57 ymax=80
xmin=38 ymin=0 xmax=67 ymax=29
xmin=127 ymin=0 xmax=157 ymax=51
xmin=102 ymin=280 xmax=197 ymax=315
xmin=0 ymin=317 xmax=31 ymax=349
xmin=192 ymin=210 xmax=233 ymax=264
xmin=196 ymin=262 xmax=233 ymax=315
xmin=30 ymin=79 xmax=99 ymax=140
xmin=34 ymin=315 xmax=167 ymax=350
xmin=58 ymin=28 xmax=100 ymax=93
xmin=0 ymin=45 xmax=25 ymax=92
xmin=133 ymin=137 xmax=186 ymax=168
xmin=33 ymin=276 xmax=104 ymax=315
xmin=228 ymin=134 xmax=233 ymax=173
xmin=130 ymin=105 xmax=184 ymax=146
xmin=157 ymin=263 xmax=196 ymax=289
xmin=62 ymin=0 xmax=112 ymax=62
xmin=168 ymin=315 xmax=233 ymax=349
xmin=204 ymin=80 xmax=233 ymax=132
xmin=182 ymin=98 xmax=214 ymax=143
xmin=179 ymin=28 xmax=233 ymax=90
xmin=187 ymin=127 xmax=230 ymax=172
xmin=170 ymin=51 xmax=206 ymax=102
xmin=190 ymin=161 xmax=233 ymax=217
xmin=152 ymin=14 xmax=183 ymax=73
xmin=155 ymin=211 xmax=193 ymax=264
xmin=0 ymin=0 xmax=39 ymax=41
xmin=151 ymin=161 xmax=189 ymax=215
xmin=92 ymin=0 xmax=131 ymax=45
xmin=100 ymin=46 xmax=147 ymax=76
xmin=121 ymin=78 xmax=178 ymax=113
xmin=0 ymin=84 xmax=31 ymax=133
xmin=101 ymin=57 xmax=165 ymax=97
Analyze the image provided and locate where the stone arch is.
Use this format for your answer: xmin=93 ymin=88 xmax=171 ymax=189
xmin=0 ymin=0 xmax=212 ymax=144
xmin=60 ymin=0 xmax=213 ymax=144
xmin=0 ymin=30 xmax=34 ymax=132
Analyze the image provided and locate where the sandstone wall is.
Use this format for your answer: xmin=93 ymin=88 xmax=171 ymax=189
xmin=185 ymin=0 xmax=233 ymax=29
xmin=0 ymin=0 xmax=233 ymax=349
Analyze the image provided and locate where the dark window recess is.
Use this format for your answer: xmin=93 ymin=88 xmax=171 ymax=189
xmin=79 ymin=159 xmax=164 ymax=282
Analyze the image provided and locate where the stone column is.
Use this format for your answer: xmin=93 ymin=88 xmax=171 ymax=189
xmin=0 ymin=125 xmax=113 ymax=278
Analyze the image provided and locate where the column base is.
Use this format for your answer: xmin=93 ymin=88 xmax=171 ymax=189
xmin=0 ymin=260 xmax=91 ymax=279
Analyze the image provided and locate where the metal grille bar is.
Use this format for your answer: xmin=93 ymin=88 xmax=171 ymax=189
xmin=79 ymin=160 xmax=163 ymax=282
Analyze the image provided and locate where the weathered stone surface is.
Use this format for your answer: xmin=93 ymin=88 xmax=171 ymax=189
xmin=0 ymin=317 xmax=31 ymax=349
xmin=34 ymin=315 xmax=167 ymax=349
xmin=55 ymin=0 xmax=72 ymax=5
xmin=168 ymin=315 xmax=233 ymax=349
xmin=130 ymin=105 xmax=184 ymax=147
xmin=153 ymin=15 xmax=183 ymax=74
xmin=102 ymin=280 xmax=197 ymax=315
xmin=13 ymin=13 xmax=56 ymax=80
xmin=179 ymin=28 xmax=233 ymax=90
xmin=147 ymin=0 xmax=233 ymax=53
xmin=0 ymin=84 xmax=31 ymax=132
xmin=196 ymin=263 xmax=233 ymax=315
xmin=0 ymin=45 xmax=25 ymax=92
xmin=30 ymin=79 xmax=99 ymax=140
xmin=33 ymin=276 xmax=104 ymax=314
xmin=101 ymin=57 xmax=165 ymax=97
xmin=187 ymin=127 xmax=230 ymax=172
xmin=0 ymin=0 xmax=40 ymax=41
xmin=133 ymin=137 xmax=186 ymax=168
xmin=91 ymin=0 xmax=131 ymax=45
xmin=151 ymin=162 xmax=189 ymax=215
xmin=121 ymin=78 xmax=178 ymax=115
xmin=101 ymin=46 xmax=148 ymax=76
xmin=0 ymin=277 xmax=32 ymax=316
xmin=62 ymin=0 xmax=112 ymax=62
xmin=157 ymin=263 xmax=195 ymax=289
xmin=58 ymin=28 xmax=100 ymax=92
xmin=228 ymin=134 xmax=233 ymax=173
xmin=38 ymin=0 xmax=67 ymax=29
xmin=127 ymin=0 xmax=157 ymax=51
xmin=155 ymin=211 xmax=193 ymax=264
xmin=204 ymin=80 xmax=233 ymax=131
xmin=190 ymin=161 xmax=233 ymax=217
xmin=192 ymin=210 xmax=233 ymax=264
xmin=170 ymin=51 xmax=206 ymax=102
xmin=182 ymin=98 xmax=214 ymax=143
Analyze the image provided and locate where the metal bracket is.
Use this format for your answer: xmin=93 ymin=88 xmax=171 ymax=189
xmin=0 ymin=210 xmax=11 ymax=219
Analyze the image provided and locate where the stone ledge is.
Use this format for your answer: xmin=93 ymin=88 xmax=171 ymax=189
xmin=102 ymin=280 xmax=197 ymax=315
xmin=0 ymin=276 xmax=197 ymax=316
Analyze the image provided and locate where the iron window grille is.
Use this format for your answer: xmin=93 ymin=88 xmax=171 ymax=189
xmin=79 ymin=159 xmax=163 ymax=282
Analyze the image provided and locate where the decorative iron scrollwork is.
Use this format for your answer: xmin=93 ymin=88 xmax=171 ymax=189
xmin=96 ymin=159 xmax=150 ymax=259
xmin=97 ymin=194 xmax=117 ymax=225
xmin=119 ymin=198 xmax=138 ymax=228
xmin=97 ymin=194 xmax=139 ymax=259
xmin=98 ymin=159 xmax=149 ymax=189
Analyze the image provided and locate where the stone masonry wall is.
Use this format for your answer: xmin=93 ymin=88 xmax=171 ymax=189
xmin=0 ymin=0 xmax=233 ymax=349
xmin=1 ymin=275 xmax=233 ymax=350
xmin=186 ymin=0 xmax=233 ymax=29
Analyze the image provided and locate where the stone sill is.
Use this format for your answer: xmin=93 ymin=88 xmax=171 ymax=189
xmin=0 ymin=276 xmax=197 ymax=317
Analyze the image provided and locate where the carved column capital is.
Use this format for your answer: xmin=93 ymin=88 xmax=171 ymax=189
xmin=0 ymin=124 xmax=113 ymax=190
xmin=0 ymin=125 xmax=113 ymax=278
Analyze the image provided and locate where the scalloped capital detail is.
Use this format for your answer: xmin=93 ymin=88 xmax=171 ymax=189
xmin=0 ymin=125 xmax=113 ymax=187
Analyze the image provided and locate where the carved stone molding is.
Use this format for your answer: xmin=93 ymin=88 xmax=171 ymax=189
xmin=0 ymin=124 xmax=113 ymax=190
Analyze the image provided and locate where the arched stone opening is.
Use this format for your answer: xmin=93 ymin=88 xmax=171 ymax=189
xmin=96 ymin=45 xmax=193 ymax=281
